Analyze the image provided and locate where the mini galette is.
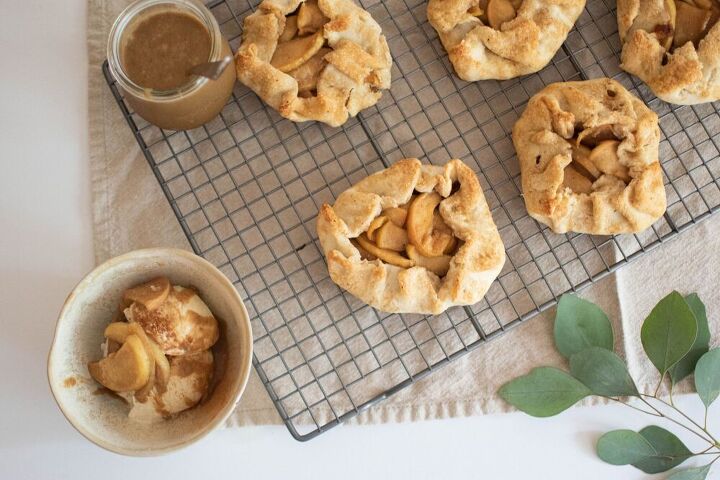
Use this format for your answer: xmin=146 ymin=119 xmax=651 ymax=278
xmin=512 ymin=78 xmax=666 ymax=234
xmin=427 ymin=0 xmax=586 ymax=80
xmin=317 ymin=158 xmax=505 ymax=315
xmin=618 ymin=0 xmax=720 ymax=104
xmin=234 ymin=0 xmax=392 ymax=127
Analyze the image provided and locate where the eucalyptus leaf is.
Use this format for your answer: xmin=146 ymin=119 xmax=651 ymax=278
xmin=695 ymin=348 xmax=720 ymax=408
xmin=670 ymin=294 xmax=710 ymax=385
xmin=554 ymin=294 xmax=614 ymax=359
xmin=632 ymin=425 xmax=693 ymax=474
xmin=667 ymin=464 xmax=712 ymax=480
xmin=596 ymin=430 xmax=655 ymax=465
xmin=641 ymin=291 xmax=698 ymax=375
xmin=569 ymin=347 xmax=638 ymax=397
xmin=498 ymin=367 xmax=591 ymax=417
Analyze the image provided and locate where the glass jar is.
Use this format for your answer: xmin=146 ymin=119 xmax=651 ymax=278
xmin=107 ymin=0 xmax=236 ymax=131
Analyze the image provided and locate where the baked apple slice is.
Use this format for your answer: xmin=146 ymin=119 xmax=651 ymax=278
xmin=487 ymin=0 xmax=517 ymax=29
xmin=576 ymin=124 xmax=616 ymax=147
xmin=271 ymin=31 xmax=324 ymax=73
xmin=572 ymin=144 xmax=601 ymax=179
xmin=383 ymin=207 xmax=408 ymax=227
xmin=289 ymin=48 xmax=330 ymax=94
xmin=589 ymin=140 xmax=630 ymax=182
xmin=407 ymin=192 xmax=456 ymax=257
xmin=375 ymin=221 xmax=409 ymax=252
xmin=280 ymin=15 xmax=299 ymax=42
xmin=356 ymin=234 xmax=414 ymax=268
xmin=406 ymin=245 xmax=452 ymax=277
xmin=674 ymin=1 xmax=712 ymax=47
xmin=298 ymin=0 xmax=329 ymax=35
xmin=366 ymin=216 xmax=388 ymax=242
xmin=562 ymin=165 xmax=593 ymax=194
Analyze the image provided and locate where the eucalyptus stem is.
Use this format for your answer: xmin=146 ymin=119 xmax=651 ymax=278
xmin=603 ymin=396 xmax=661 ymax=416
xmin=654 ymin=373 xmax=665 ymax=397
xmin=698 ymin=445 xmax=718 ymax=455
xmin=645 ymin=395 xmax=719 ymax=445
xmin=635 ymin=395 xmax=717 ymax=447
xmin=669 ymin=383 xmax=675 ymax=407
xmin=705 ymin=406 xmax=709 ymax=432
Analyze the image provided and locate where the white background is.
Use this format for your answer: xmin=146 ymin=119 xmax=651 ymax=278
xmin=0 ymin=1 xmax=717 ymax=479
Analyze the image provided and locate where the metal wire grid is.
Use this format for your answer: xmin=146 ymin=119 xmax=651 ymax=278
xmin=102 ymin=0 xmax=720 ymax=440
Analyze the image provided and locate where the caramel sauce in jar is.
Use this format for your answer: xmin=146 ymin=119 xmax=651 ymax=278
xmin=108 ymin=0 xmax=236 ymax=131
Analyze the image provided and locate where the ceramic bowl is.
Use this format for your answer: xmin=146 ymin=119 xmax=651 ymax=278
xmin=48 ymin=248 xmax=253 ymax=456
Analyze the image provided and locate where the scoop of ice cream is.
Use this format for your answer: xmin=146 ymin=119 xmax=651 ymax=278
xmin=124 ymin=349 xmax=214 ymax=423
xmin=125 ymin=286 xmax=219 ymax=355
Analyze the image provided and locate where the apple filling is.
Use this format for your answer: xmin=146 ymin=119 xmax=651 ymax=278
xmin=352 ymin=192 xmax=462 ymax=277
xmin=88 ymin=277 xmax=219 ymax=417
xmin=635 ymin=0 xmax=720 ymax=51
xmin=467 ymin=0 xmax=524 ymax=30
xmin=271 ymin=0 xmax=331 ymax=97
xmin=559 ymin=125 xmax=631 ymax=194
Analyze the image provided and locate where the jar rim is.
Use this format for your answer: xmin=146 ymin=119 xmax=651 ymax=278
xmin=106 ymin=0 xmax=222 ymax=101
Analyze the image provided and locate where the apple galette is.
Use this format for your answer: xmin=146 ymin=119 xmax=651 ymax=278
xmin=317 ymin=158 xmax=505 ymax=315
xmin=426 ymin=0 xmax=586 ymax=80
xmin=234 ymin=0 xmax=392 ymax=127
xmin=618 ymin=0 xmax=720 ymax=104
xmin=512 ymin=78 xmax=666 ymax=235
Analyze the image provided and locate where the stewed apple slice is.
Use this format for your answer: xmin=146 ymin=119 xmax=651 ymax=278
xmin=674 ymin=1 xmax=711 ymax=47
xmin=123 ymin=276 xmax=170 ymax=311
xmin=298 ymin=0 xmax=329 ymax=35
xmin=88 ymin=335 xmax=152 ymax=392
xmin=356 ymin=234 xmax=415 ymax=268
xmin=280 ymin=15 xmax=299 ymax=42
xmin=289 ymin=48 xmax=330 ymax=94
xmin=383 ymin=207 xmax=408 ymax=227
xmin=407 ymin=192 xmax=456 ymax=257
xmin=375 ymin=221 xmax=409 ymax=252
xmin=104 ymin=322 xmax=170 ymax=388
xmin=271 ymin=31 xmax=324 ymax=73
xmin=406 ymin=245 xmax=452 ymax=277
xmin=589 ymin=140 xmax=630 ymax=182
xmin=487 ymin=0 xmax=517 ymax=29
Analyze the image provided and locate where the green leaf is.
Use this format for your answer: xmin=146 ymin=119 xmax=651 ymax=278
xmin=632 ymin=425 xmax=693 ymax=474
xmin=695 ymin=348 xmax=720 ymax=408
xmin=596 ymin=430 xmax=656 ymax=465
xmin=641 ymin=291 xmax=698 ymax=375
xmin=670 ymin=294 xmax=710 ymax=385
xmin=554 ymin=294 xmax=614 ymax=359
xmin=569 ymin=347 xmax=638 ymax=396
xmin=498 ymin=367 xmax=591 ymax=417
xmin=668 ymin=464 xmax=712 ymax=480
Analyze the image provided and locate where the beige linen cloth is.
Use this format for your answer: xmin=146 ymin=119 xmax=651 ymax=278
xmin=88 ymin=0 xmax=720 ymax=427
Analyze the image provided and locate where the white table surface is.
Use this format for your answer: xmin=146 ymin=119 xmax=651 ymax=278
xmin=1 ymin=1 xmax=716 ymax=479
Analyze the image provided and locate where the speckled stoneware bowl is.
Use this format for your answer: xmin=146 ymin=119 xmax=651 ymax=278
xmin=48 ymin=248 xmax=253 ymax=456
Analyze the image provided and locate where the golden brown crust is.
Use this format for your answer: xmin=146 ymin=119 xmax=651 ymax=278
xmin=512 ymin=78 xmax=667 ymax=234
xmin=234 ymin=0 xmax=392 ymax=127
xmin=317 ymin=158 xmax=505 ymax=314
xmin=427 ymin=0 xmax=586 ymax=80
xmin=618 ymin=0 xmax=720 ymax=104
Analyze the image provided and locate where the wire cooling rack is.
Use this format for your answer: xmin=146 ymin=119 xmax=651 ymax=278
xmin=103 ymin=0 xmax=720 ymax=440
